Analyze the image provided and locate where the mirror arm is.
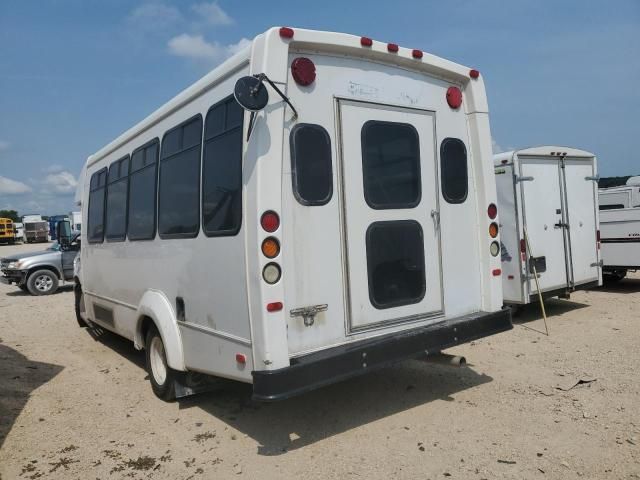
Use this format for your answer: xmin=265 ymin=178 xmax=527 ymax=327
xmin=254 ymin=73 xmax=298 ymax=120
xmin=246 ymin=111 xmax=256 ymax=141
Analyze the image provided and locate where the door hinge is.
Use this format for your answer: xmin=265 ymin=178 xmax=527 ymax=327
xmin=430 ymin=209 xmax=440 ymax=229
xmin=290 ymin=304 xmax=328 ymax=327
xmin=590 ymin=260 xmax=604 ymax=267
xmin=585 ymin=175 xmax=600 ymax=182
xmin=515 ymin=176 xmax=534 ymax=183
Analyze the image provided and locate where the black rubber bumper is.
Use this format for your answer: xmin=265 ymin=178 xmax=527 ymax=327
xmin=252 ymin=309 xmax=512 ymax=402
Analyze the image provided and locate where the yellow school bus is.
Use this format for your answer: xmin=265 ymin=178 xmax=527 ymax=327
xmin=0 ymin=218 xmax=16 ymax=244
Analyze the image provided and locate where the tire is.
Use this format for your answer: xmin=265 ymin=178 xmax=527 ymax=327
xmin=145 ymin=325 xmax=176 ymax=402
xmin=26 ymin=269 xmax=59 ymax=296
xmin=74 ymin=283 xmax=87 ymax=327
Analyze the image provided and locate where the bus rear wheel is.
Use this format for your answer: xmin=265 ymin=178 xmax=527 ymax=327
xmin=145 ymin=325 xmax=176 ymax=402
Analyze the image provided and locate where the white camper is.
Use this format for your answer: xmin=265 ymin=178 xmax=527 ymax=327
xmin=73 ymin=27 xmax=511 ymax=402
xmin=598 ymin=177 xmax=640 ymax=280
xmin=494 ymin=146 xmax=602 ymax=306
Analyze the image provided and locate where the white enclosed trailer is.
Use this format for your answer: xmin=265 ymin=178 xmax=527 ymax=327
xmin=598 ymin=177 xmax=640 ymax=280
xmin=75 ymin=27 xmax=511 ymax=402
xmin=494 ymin=146 xmax=602 ymax=305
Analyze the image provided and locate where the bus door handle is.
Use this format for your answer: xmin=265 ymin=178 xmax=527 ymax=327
xmin=431 ymin=210 xmax=440 ymax=229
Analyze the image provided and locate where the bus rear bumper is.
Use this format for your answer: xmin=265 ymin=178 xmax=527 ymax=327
xmin=251 ymin=308 xmax=512 ymax=402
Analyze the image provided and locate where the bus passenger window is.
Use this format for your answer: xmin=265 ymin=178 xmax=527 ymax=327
xmin=202 ymin=96 xmax=243 ymax=236
xmin=128 ymin=139 xmax=159 ymax=240
xmin=158 ymin=116 xmax=203 ymax=238
xmin=105 ymin=155 xmax=129 ymax=241
xmin=87 ymin=168 xmax=107 ymax=243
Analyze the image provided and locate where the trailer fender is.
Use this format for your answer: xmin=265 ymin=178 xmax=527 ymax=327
xmin=135 ymin=290 xmax=186 ymax=371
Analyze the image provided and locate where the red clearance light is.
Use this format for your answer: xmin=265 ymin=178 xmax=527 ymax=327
xmin=492 ymin=269 xmax=502 ymax=277
xmin=412 ymin=49 xmax=423 ymax=59
xmin=361 ymin=36 xmax=373 ymax=47
xmin=387 ymin=43 xmax=399 ymax=53
xmin=261 ymin=211 xmax=280 ymax=233
xmin=508 ymin=275 xmax=515 ymax=280
xmin=446 ymin=86 xmax=462 ymax=109
xmin=235 ymin=353 xmax=247 ymax=364
xmin=469 ymin=69 xmax=480 ymax=79
xmin=267 ymin=302 xmax=283 ymax=312
xmin=488 ymin=203 xmax=498 ymax=219
xmin=279 ymin=27 xmax=294 ymax=38
xmin=291 ymin=57 xmax=316 ymax=86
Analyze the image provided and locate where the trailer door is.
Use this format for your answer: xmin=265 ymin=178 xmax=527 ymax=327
xmin=338 ymin=100 xmax=443 ymax=332
xmin=562 ymin=159 xmax=600 ymax=285
xmin=519 ymin=157 xmax=569 ymax=294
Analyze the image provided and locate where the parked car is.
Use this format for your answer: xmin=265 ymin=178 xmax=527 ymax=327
xmin=0 ymin=233 xmax=80 ymax=295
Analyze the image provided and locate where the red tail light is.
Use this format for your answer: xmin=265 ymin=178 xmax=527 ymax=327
xmin=279 ymin=27 xmax=294 ymax=38
xmin=291 ymin=57 xmax=316 ymax=86
xmin=261 ymin=211 xmax=280 ymax=233
xmin=446 ymin=86 xmax=462 ymax=109
xmin=360 ymin=36 xmax=373 ymax=47
xmin=412 ymin=49 xmax=423 ymax=59
xmin=487 ymin=203 xmax=497 ymax=219
xmin=387 ymin=43 xmax=399 ymax=53
xmin=267 ymin=302 xmax=283 ymax=312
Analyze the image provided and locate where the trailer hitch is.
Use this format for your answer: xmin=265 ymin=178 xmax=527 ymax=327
xmin=290 ymin=304 xmax=328 ymax=327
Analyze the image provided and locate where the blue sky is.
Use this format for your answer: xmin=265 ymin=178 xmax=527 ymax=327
xmin=0 ymin=0 xmax=638 ymax=215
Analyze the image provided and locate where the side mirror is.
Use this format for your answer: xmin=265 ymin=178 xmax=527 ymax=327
xmin=234 ymin=76 xmax=269 ymax=111
xmin=56 ymin=220 xmax=72 ymax=249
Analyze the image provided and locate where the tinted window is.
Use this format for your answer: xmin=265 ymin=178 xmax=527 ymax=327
xmin=202 ymin=97 xmax=243 ymax=236
xmin=290 ymin=124 xmax=333 ymax=206
xmin=105 ymin=156 xmax=129 ymax=241
xmin=128 ymin=140 xmax=159 ymax=240
xmin=366 ymin=221 xmax=425 ymax=309
xmin=440 ymin=138 xmax=468 ymax=204
xmin=361 ymin=121 xmax=421 ymax=209
xmin=87 ymin=168 xmax=107 ymax=243
xmin=158 ymin=116 xmax=202 ymax=238
xmin=599 ymin=204 xmax=624 ymax=210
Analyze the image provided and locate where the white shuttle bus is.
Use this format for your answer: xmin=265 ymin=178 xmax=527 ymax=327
xmin=598 ymin=177 xmax=640 ymax=280
xmin=71 ymin=27 xmax=511 ymax=401
xmin=494 ymin=147 xmax=602 ymax=306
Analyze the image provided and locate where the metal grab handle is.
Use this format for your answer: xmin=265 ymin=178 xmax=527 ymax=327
xmin=431 ymin=209 xmax=440 ymax=229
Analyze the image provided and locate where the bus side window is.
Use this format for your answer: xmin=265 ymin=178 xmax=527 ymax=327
xmin=290 ymin=124 xmax=333 ymax=206
xmin=202 ymin=96 xmax=243 ymax=236
xmin=105 ymin=155 xmax=129 ymax=241
xmin=440 ymin=138 xmax=468 ymax=204
xmin=128 ymin=139 xmax=159 ymax=241
xmin=158 ymin=115 xmax=203 ymax=238
xmin=87 ymin=168 xmax=107 ymax=243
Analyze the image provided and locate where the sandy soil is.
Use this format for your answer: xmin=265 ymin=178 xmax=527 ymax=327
xmin=0 ymin=241 xmax=639 ymax=479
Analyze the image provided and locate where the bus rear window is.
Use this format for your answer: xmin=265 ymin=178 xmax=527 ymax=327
xmin=290 ymin=124 xmax=333 ymax=206
xmin=440 ymin=138 xmax=468 ymax=204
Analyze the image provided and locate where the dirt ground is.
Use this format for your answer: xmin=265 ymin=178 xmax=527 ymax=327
xmin=0 ymin=242 xmax=638 ymax=480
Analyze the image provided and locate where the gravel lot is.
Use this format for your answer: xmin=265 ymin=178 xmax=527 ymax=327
xmin=1 ymin=241 xmax=639 ymax=479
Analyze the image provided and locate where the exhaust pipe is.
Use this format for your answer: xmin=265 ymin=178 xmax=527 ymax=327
xmin=424 ymin=352 xmax=466 ymax=367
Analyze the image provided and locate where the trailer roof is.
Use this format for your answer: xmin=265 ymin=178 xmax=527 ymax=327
xmin=493 ymin=145 xmax=595 ymax=166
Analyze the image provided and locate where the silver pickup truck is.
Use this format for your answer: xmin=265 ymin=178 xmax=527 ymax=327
xmin=0 ymin=233 xmax=80 ymax=295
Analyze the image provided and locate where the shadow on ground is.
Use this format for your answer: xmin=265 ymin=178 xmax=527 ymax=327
xmin=179 ymin=360 xmax=492 ymax=456
xmin=511 ymin=298 xmax=589 ymax=326
xmin=0 ymin=343 xmax=63 ymax=448
xmin=597 ymin=277 xmax=640 ymax=294
xmin=4 ymin=285 xmax=74 ymax=297
xmin=80 ymin=326 xmax=493 ymax=456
